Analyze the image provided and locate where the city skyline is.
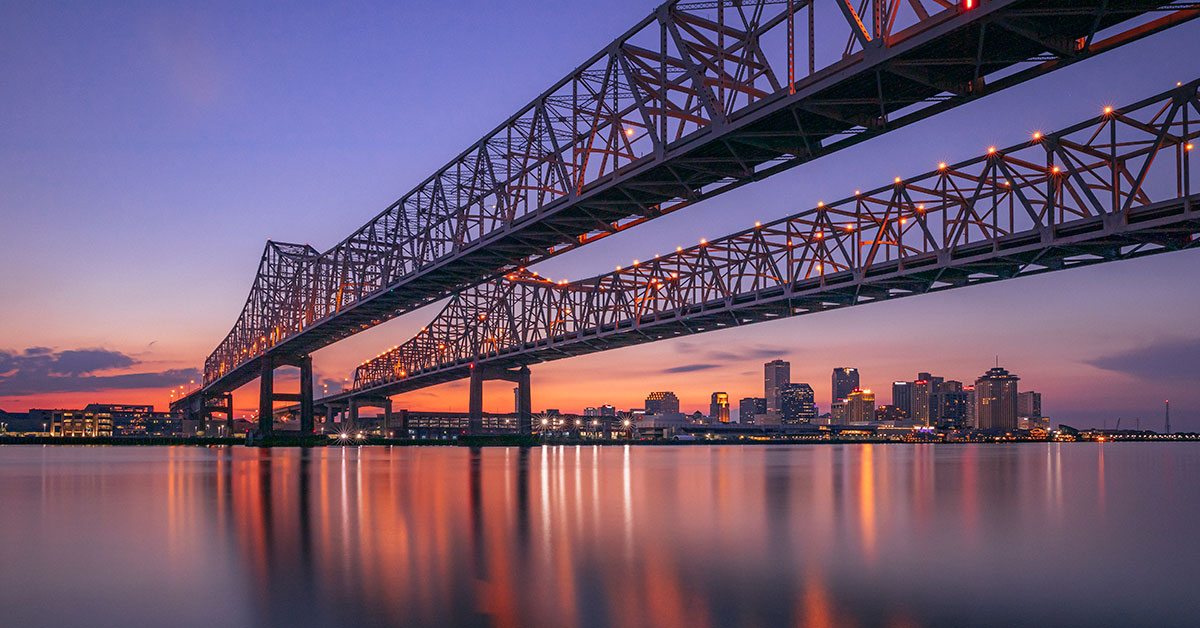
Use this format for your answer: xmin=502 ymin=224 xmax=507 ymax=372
xmin=1 ymin=2 xmax=1198 ymax=429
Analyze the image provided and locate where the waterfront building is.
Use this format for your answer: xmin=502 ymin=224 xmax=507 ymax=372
xmin=1018 ymin=391 xmax=1042 ymax=420
xmin=645 ymin=392 xmax=680 ymax=415
xmin=780 ymin=383 xmax=816 ymax=424
xmin=875 ymin=404 xmax=907 ymax=422
xmin=738 ymin=397 xmax=765 ymax=425
xmin=764 ymin=360 xmax=790 ymax=420
xmin=846 ymin=388 xmax=876 ymax=423
xmin=911 ymin=373 xmax=943 ymax=426
xmin=891 ymin=381 xmax=912 ymax=419
xmin=975 ymin=366 xmax=1020 ymax=431
xmin=46 ymin=404 xmax=181 ymax=437
xmin=934 ymin=383 xmax=971 ymax=430
xmin=964 ymin=385 xmax=976 ymax=427
xmin=601 ymin=405 xmax=617 ymax=417
xmin=51 ymin=408 xmax=114 ymax=437
xmin=830 ymin=399 xmax=848 ymax=425
xmin=584 ymin=407 xmax=600 ymax=416
xmin=831 ymin=367 xmax=859 ymax=409
xmin=710 ymin=392 xmax=730 ymax=423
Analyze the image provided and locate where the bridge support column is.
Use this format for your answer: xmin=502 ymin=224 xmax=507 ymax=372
xmin=324 ymin=406 xmax=335 ymax=433
xmin=299 ymin=356 xmax=314 ymax=436
xmin=468 ymin=364 xmax=532 ymax=436
xmin=398 ymin=409 xmax=409 ymax=438
xmin=258 ymin=355 xmax=274 ymax=436
xmin=382 ymin=399 xmax=393 ymax=437
xmin=348 ymin=399 xmax=358 ymax=433
xmin=469 ymin=368 xmax=485 ymax=435
xmin=517 ymin=366 xmax=531 ymax=436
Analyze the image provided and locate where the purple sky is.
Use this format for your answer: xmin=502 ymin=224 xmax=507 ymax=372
xmin=1 ymin=1 xmax=1198 ymax=429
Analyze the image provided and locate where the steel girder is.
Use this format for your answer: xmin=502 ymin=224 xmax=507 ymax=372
xmin=191 ymin=0 xmax=1200 ymax=404
xmin=340 ymin=80 xmax=1200 ymax=401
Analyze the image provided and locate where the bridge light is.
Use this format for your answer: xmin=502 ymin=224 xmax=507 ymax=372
xmin=855 ymin=190 xmax=861 ymax=196
xmin=1032 ymin=131 xmax=1042 ymax=140
xmin=964 ymin=0 xmax=974 ymax=8
xmin=817 ymin=201 xmax=823 ymax=207
xmin=900 ymin=218 xmax=907 ymax=225
xmin=700 ymin=238 xmax=707 ymax=245
xmin=1052 ymin=166 xmax=1061 ymax=173
xmin=676 ymin=246 xmax=682 ymax=252
xmin=894 ymin=177 xmax=901 ymax=184
xmin=1103 ymin=106 xmax=1113 ymax=115
xmin=633 ymin=260 xmax=639 ymax=265
xmin=917 ymin=204 xmax=925 ymax=210
xmin=625 ymin=128 xmax=635 ymax=136
xmin=988 ymin=146 xmax=996 ymax=154
xmin=815 ymin=232 xmax=824 ymax=240
xmin=846 ymin=224 xmax=855 ymax=231
xmin=755 ymin=221 xmax=761 ymax=227
xmin=938 ymin=162 xmax=947 ymax=170
xmin=1187 ymin=144 xmax=1194 ymax=151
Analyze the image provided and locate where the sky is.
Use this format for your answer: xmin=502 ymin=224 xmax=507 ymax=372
xmin=1 ymin=1 xmax=1198 ymax=429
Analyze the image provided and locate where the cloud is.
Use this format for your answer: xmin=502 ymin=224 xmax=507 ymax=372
xmin=1088 ymin=338 xmax=1200 ymax=381
xmin=663 ymin=363 xmax=721 ymax=374
xmin=0 ymin=347 xmax=199 ymax=396
xmin=675 ymin=340 xmax=789 ymax=363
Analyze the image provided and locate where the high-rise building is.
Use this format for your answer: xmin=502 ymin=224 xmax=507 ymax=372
xmin=645 ymin=392 xmax=680 ymax=415
xmin=1017 ymin=391 xmax=1042 ymax=420
xmin=710 ymin=392 xmax=731 ymax=423
xmin=831 ymin=367 xmax=859 ymax=408
xmin=911 ymin=373 xmax=943 ymax=426
xmin=584 ymin=407 xmax=600 ymax=417
xmin=975 ymin=366 xmax=1019 ymax=431
xmin=935 ymin=382 xmax=971 ymax=430
xmin=964 ymin=385 xmax=976 ymax=427
xmin=830 ymin=399 xmax=848 ymax=425
xmin=846 ymin=388 xmax=876 ymax=423
xmin=891 ymin=381 xmax=912 ymax=419
xmin=764 ymin=360 xmax=790 ymax=419
xmin=780 ymin=383 xmax=816 ymax=424
xmin=738 ymin=397 xmax=766 ymax=425
xmin=875 ymin=405 xmax=907 ymax=422
xmin=600 ymin=405 xmax=617 ymax=417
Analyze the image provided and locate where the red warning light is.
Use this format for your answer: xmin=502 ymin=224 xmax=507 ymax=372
xmin=964 ymin=0 xmax=974 ymax=8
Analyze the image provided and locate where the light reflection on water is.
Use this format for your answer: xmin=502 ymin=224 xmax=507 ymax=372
xmin=1 ymin=443 xmax=1198 ymax=628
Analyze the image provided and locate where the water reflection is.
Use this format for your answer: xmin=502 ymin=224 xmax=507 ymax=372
xmin=1 ymin=444 xmax=1199 ymax=627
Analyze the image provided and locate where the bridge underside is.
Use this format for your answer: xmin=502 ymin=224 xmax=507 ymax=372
xmin=181 ymin=0 xmax=1199 ymax=413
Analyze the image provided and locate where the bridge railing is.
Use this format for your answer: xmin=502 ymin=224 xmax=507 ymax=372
xmin=352 ymin=79 xmax=1199 ymax=390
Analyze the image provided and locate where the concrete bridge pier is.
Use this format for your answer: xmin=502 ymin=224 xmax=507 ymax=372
xmin=257 ymin=354 xmax=316 ymax=437
xmin=468 ymin=365 xmax=531 ymax=436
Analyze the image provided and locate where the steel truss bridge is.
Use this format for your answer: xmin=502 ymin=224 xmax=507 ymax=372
xmin=314 ymin=80 xmax=1198 ymax=434
xmin=173 ymin=0 xmax=1200 ymax=435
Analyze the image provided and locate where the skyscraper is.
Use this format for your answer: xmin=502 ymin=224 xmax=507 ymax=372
xmin=891 ymin=381 xmax=912 ymax=419
xmin=739 ymin=397 xmax=765 ymax=425
xmin=846 ymin=388 xmax=876 ymax=423
xmin=911 ymin=373 xmax=943 ymax=426
xmin=710 ymin=392 xmax=730 ymax=423
xmin=780 ymin=383 xmax=816 ymax=424
xmin=645 ymin=391 xmax=680 ymax=415
xmin=975 ymin=366 xmax=1019 ymax=431
xmin=1017 ymin=391 xmax=1042 ymax=420
xmin=831 ymin=367 xmax=859 ymax=408
xmin=764 ymin=360 xmax=790 ymax=419
xmin=935 ymin=381 xmax=970 ymax=430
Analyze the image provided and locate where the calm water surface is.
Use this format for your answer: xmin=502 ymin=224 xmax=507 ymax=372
xmin=1 ymin=443 xmax=1197 ymax=628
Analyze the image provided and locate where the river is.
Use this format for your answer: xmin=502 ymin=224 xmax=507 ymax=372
xmin=0 ymin=443 xmax=1197 ymax=627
